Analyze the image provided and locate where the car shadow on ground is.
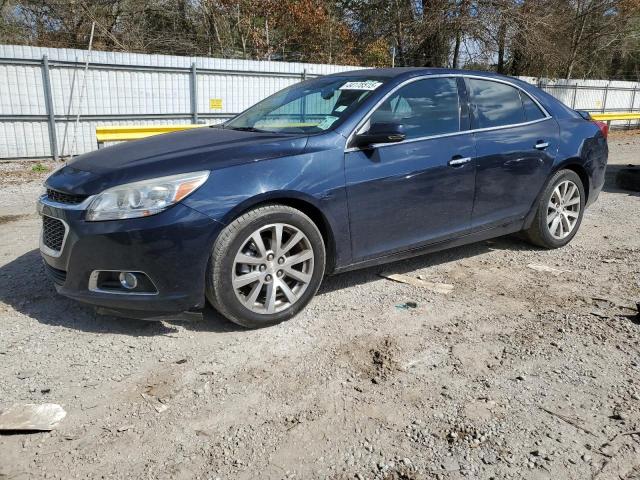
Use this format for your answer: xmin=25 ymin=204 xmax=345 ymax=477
xmin=0 ymin=249 xmax=240 ymax=335
xmin=602 ymin=163 xmax=640 ymax=195
xmin=315 ymin=234 xmax=529 ymax=297
xmin=0 ymin=233 xmax=535 ymax=336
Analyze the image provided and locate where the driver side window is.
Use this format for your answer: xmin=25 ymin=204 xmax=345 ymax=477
xmin=368 ymin=77 xmax=460 ymax=140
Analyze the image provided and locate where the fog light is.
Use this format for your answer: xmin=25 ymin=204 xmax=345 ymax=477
xmin=118 ymin=272 xmax=138 ymax=290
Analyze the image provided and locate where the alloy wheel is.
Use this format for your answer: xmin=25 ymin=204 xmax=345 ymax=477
xmin=232 ymin=223 xmax=314 ymax=314
xmin=546 ymin=180 xmax=581 ymax=240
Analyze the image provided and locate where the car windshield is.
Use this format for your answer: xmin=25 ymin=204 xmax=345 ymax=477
xmin=223 ymin=76 xmax=387 ymax=134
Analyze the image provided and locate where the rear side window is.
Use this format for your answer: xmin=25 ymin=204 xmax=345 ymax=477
xmin=520 ymin=91 xmax=546 ymax=121
xmin=467 ymin=78 xmax=525 ymax=129
xmin=369 ymin=77 xmax=460 ymax=139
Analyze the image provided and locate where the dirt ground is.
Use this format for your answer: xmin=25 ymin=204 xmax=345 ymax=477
xmin=0 ymin=133 xmax=639 ymax=480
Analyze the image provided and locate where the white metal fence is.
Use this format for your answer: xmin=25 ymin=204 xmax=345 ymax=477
xmin=521 ymin=75 xmax=640 ymax=123
xmin=0 ymin=45 xmax=359 ymax=159
xmin=1 ymin=45 xmax=639 ymax=160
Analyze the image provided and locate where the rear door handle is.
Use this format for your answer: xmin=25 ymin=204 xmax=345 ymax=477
xmin=535 ymin=141 xmax=549 ymax=150
xmin=448 ymin=156 xmax=472 ymax=167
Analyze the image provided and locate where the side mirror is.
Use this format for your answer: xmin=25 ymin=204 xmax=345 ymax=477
xmin=354 ymin=122 xmax=406 ymax=148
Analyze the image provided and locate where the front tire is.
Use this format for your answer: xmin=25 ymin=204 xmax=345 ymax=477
xmin=524 ymin=169 xmax=585 ymax=249
xmin=206 ymin=205 xmax=326 ymax=328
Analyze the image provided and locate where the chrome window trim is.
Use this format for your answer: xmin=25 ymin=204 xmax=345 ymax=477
xmin=88 ymin=270 xmax=160 ymax=296
xmin=344 ymin=73 xmax=553 ymax=153
xmin=38 ymin=193 xmax=95 ymax=211
xmin=345 ymin=116 xmax=552 ymax=153
xmin=39 ymin=214 xmax=69 ymax=258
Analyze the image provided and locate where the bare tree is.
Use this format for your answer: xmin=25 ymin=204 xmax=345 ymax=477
xmin=1 ymin=0 xmax=639 ymax=79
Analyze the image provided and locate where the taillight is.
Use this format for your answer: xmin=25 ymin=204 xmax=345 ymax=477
xmin=593 ymin=120 xmax=609 ymax=139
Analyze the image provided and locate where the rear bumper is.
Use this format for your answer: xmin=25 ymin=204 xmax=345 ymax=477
xmin=38 ymin=198 xmax=224 ymax=315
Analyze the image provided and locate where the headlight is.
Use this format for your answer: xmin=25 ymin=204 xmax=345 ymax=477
xmin=86 ymin=171 xmax=209 ymax=221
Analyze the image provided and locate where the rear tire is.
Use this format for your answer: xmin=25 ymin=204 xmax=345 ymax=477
xmin=523 ymin=169 xmax=585 ymax=249
xmin=206 ymin=205 xmax=325 ymax=328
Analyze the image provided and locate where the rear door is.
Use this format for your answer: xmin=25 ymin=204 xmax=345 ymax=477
xmin=344 ymin=77 xmax=476 ymax=261
xmin=466 ymin=78 xmax=558 ymax=229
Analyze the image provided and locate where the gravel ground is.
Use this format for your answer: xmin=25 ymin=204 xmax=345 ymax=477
xmin=0 ymin=135 xmax=639 ymax=480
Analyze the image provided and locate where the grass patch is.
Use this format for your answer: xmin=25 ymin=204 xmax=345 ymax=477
xmin=31 ymin=163 xmax=48 ymax=173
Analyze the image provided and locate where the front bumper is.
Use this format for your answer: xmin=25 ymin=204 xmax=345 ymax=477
xmin=38 ymin=196 xmax=224 ymax=316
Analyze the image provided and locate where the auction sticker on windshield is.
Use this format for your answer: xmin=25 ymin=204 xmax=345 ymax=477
xmin=316 ymin=116 xmax=339 ymax=130
xmin=339 ymin=80 xmax=383 ymax=91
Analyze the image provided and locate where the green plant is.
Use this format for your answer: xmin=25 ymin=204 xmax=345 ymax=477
xmin=31 ymin=163 xmax=48 ymax=173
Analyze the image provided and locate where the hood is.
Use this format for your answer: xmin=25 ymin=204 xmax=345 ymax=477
xmin=46 ymin=127 xmax=308 ymax=195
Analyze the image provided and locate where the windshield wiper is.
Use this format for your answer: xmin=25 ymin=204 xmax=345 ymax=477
xmin=226 ymin=126 xmax=269 ymax=133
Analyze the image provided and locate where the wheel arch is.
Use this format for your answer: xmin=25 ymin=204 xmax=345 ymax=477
xmin=556 ymin=160 xmax=590 ymax=202
xmin=220 ymin=192 xmax=337 ymax=273
xmin=523 ymin=159 xmax=590 ymax=230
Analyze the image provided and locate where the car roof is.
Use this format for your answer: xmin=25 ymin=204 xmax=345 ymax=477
xmin=326 ymin=67 xmax=577 ymax=120
xmin=327 ymin=67 xmax=523 ymax=83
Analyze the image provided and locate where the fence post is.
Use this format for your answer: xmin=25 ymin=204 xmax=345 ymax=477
xmin=41 ymin=55 xmax=59 ymax=160
xmin=601 ymin=82 xmax=610 ymax=114
xmin=629 ymin=87 xmax=637 ymax=129
xmin=300 ymin=69 xmax=308 ymax=122
xmin=571 ymin=84 xmax=578 ymax=109
xmin=190 ymin=63 xmax=198 ymax=124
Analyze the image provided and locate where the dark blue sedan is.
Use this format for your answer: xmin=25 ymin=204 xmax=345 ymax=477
xmin=39 ymin=68 xmax=608 ymax=328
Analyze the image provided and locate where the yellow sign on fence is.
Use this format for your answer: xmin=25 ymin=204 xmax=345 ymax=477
xmin=209 ymin=98 xmax=223 ymax=110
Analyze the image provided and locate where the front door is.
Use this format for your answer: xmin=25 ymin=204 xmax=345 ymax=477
xmin=345 ymin=77 xmax=476 ymax=261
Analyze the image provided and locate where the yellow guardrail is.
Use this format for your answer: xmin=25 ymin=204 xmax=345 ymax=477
xmin=590 ymin=112 xmax=640 ymax=124
xmin=96 ymin=124 xmax=205 ymax=147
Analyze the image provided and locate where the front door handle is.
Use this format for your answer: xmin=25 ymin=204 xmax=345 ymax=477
xmin=448 ymin=156 xmax=472 ymax=167
xmin=535 ymin=141 xmax=549 ymax=150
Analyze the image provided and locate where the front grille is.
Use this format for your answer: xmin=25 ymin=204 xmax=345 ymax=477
xmin=46 ymin=188 xmax=87 ymax=205
xmin=42 ymin=216 xmax=66 ymax=252
xmin=43 ymin=262 xmax=67 ymax=285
